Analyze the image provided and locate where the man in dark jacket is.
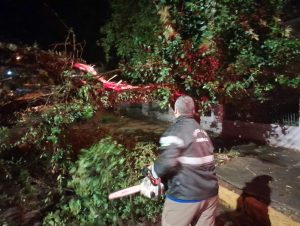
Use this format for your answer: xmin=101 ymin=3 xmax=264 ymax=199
xmin=149 ymin=95 xmax=218 ymax=226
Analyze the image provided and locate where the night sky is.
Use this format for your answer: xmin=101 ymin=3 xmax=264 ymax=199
xmin=1 ymin=0 xmax=300 ymax=64
xmin=0 ymin=0 xmax=111 ymax=63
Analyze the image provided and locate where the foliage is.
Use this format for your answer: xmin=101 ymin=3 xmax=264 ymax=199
xmin=0 ymin=126 xmax=9 ymax=150
xmin=155 ymin=88 xmax=172 ymax=109
xmin=99 ymin=86 xmax=173 ymax=111
xmin=101 ymin=0 xmax=160 ymax=64
xmin=100 ymin=0 xmax=218 ymax=107
xmin=0 ymin=154 xmax=58 ymax=222
xmin=0 ymin=69 xmax=99 ymax=223
xmin=101 ymin=0 xmax=300 ymax=108
xmin=0 ymin=70 xmax=97 ymax=173
xmin=210 ymin=0 xmax=300 ymax=102
xmin=43 ymin=138 xmax=163 ymax=226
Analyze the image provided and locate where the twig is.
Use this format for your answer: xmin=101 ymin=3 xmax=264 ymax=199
xmin=107 ymin=74 xmax=118 ymax=82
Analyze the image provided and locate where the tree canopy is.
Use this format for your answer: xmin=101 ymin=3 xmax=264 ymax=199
xmin=101 ymin=0 xmax=300 ymax=109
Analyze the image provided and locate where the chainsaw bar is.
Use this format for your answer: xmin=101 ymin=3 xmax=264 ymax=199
xmin=108 ymin=185 xmax=141 ymax=200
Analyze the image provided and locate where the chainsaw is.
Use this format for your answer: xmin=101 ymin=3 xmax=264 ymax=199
xmin=108 ymin=167 xmax=164 ymax=200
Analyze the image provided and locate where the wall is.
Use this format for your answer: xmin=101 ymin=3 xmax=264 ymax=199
xmin=200 ymin=104 xmax=224 ymax=134
xmin=141 ymin=103 xmax=176 ymax=122
xmin=221 ymin=120 xmax=300 ymax=151
xmin=200 ymin=104 xmax=300 ymax=152
xmin=200 ymin=114 xmax=222 ymax=134
xmin=120 ymin=102 xmax=300 ymax=151
xmin=119 ymin=103 xmax=175 ymax=122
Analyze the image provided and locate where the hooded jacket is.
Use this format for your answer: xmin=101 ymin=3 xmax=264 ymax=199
xmin=153 ymin=115 xmax=218 ymax=201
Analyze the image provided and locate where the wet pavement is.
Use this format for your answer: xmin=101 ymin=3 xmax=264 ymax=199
xmin=216 ymin=143 xmax=300 ymax=225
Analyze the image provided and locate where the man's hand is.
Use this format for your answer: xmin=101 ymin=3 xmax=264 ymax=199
xmin=140 ymin=177 xmax=164 ymax=199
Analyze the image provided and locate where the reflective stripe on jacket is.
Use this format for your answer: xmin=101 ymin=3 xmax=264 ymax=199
xmin=153 ymin=115 xmax=218 ymax=201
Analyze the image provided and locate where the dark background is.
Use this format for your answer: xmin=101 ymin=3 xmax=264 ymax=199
xmin=0 ymin=0 xmax=110 ymax=63
xmin=1 ymin=0 xmax=300 ymax=64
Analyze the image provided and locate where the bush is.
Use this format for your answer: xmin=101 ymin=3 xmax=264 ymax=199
xmin=44 ymin=138 xmax=163 ymax=226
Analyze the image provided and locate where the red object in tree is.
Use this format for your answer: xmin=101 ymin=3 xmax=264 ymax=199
xmin=72 ymin=62 xmax=181 ymax=106
xmin=73 ymin=62 xmax=173 ymax=93
xmin=73 ymin=63 xmax=98 ymax=75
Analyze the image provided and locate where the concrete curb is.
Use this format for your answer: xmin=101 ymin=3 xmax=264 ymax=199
xmin=219 ymin=185 xmax=300 ymax=226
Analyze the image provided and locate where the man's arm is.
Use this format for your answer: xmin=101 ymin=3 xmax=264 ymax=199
xmin=152 ymin=135 xmax=184 ymax=178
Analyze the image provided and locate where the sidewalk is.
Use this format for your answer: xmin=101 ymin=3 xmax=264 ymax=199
xmin=215 ymin=142 xmax=300 ymax=226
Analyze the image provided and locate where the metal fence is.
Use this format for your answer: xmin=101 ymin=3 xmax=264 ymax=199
xmin=275 ymin=113 xmax=299 ymax=126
